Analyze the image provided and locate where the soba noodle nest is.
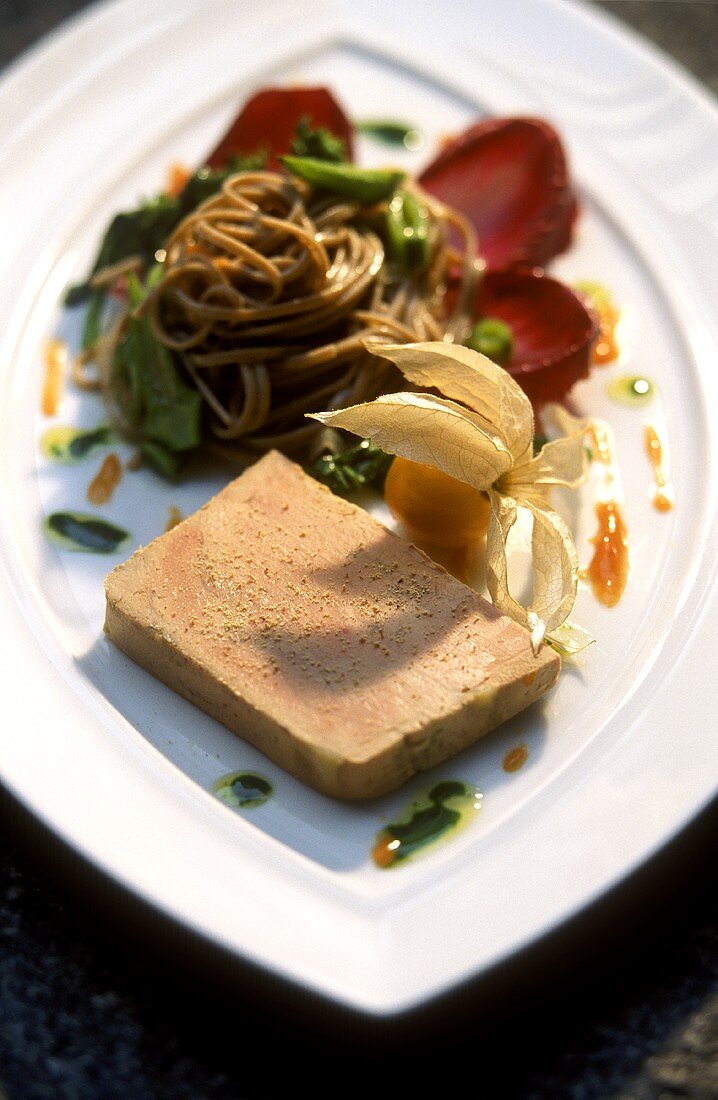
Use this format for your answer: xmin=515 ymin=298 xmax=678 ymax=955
xmin=94 ymin=169 xmax=481 ymax=458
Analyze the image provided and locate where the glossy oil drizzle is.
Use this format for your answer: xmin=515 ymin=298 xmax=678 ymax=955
xmin=643 ymin=422 xmax=674 ymax=513
xmin=41 ymin=340 xmax=68 ymax=416
xmin=44 ymin=511 xmax=129 ymax=554
xmin=582 ymin=421 xmax=629 ymax=607
xmin=606 ymin=374 xmax=654 ymax=408
xmin=40 ymin=423 xmax=113 ymax=464
xmin=87 ymin=453 xmax=122 ymax=505
xmin=213 ymin=771 xmax=273 ymax=809
xmin=575 ymin=283 xmax=619 ymax=365
xmin=503 ymin=744 xmax=528 ymax=773
xmin=372 ymin=780 xmax=482 ymax=869
xmin=584 ymin=501 xmax=629 ymax=608
xmin=593 ymin=303 xmax=620 ymax=364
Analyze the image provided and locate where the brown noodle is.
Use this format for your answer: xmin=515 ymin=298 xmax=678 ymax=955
xmin=90 ymin=169 xmax=481 ymax=457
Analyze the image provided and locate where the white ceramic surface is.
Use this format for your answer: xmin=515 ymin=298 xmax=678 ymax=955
xmin=0 ymin=0 xmax=717 ymax=1015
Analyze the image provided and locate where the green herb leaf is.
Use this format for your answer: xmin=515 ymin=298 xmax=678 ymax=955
xmin=66 ymin=152 xmax=268 ymax=310
xmin=79 ymin=289 xmax=108 ymax=351
xmin=66 ymin=194 xmax=179 ymax=307
xmin=290 ymin=117 xmax=346 ymax=162
xmin=139 ymin=440 xmax=182 ymax=479
xmin=109 ymin=274 xmax=202 ymax=464
xmin=307 ymin=438 xmax=393 ymax=495
xmin=280 ymin=156 xmax=404 ymax=204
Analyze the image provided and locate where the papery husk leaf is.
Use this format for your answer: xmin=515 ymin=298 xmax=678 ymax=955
xmin=486 ymin=490 xmax=578 ymax=635
xmin=540 ymin=402 xmax=591 ymax=439
xmin=369 ymin=341 xmax=534 ymax=463
xmin=501 ymin=430 xmax=588 ymax=504
xmin=527 ymin=500 xmax=579 ymax=632
xmin=485 ymin=490 xmax=527 ymax=627
xmin=308 ymin=391 xmax=514 ymax=490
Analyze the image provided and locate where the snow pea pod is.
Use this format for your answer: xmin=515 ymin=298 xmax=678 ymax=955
xmin=280 ymin=156 xmax=404 ymax=203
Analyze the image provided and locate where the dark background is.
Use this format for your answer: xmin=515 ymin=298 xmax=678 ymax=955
xmin=2 ymin=2 xmax=718 ymax=1097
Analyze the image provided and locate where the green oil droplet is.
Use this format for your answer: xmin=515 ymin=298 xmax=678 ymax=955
xmin=606 ymin=374 xmax=655 ymax=407
xmin=44 ymin=511 xmax=130 ymax=553
xmin=40 ymin=424 xmax=113 ymax=464
xmin=574 ymin=280 xmax=614 ymax=311
xmin=357 ymin=120 xmax=424 ymax=150
xmin=213 ymin=771 xmax=273 ymax=809
xmin=372 ymin=780 xmax=483 ymax=868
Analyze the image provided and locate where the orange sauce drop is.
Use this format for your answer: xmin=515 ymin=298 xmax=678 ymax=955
xmin=41 ymin=340 xmax=67 ymax=416
xmin=87 ymin=453 xmax=122 ymax=505
xmin=166 ymin=162 xmax=191 ymax=196
xmin=582 ymin=500 xmax=629 ymax=607
xmin=644 ymin=423 xmax=674 ymax=513
xmin=587 ymin=422 xmax=613 ymax=467
xmin=372 ymin=835 xmax=399 ymax=869
xmin=503 ymin=744 xmax=528 ymax=773
xmin=592 ymin=301 xmax=620 ymax=364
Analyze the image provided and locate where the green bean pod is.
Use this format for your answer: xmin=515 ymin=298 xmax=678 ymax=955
xmin=386 ymin=189 xmax=430 ymax=273
xmin=280 ymin=156 xmax=404 ymax=203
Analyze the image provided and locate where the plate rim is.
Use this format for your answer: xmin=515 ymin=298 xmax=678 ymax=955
xmin=1 ymin=0 xmax=717 ymax=1015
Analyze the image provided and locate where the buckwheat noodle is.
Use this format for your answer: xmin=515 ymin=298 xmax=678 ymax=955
xmin=91 ymin=169 xmax=481 ymax=457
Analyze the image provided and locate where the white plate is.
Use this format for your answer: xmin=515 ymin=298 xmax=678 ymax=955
xmin=1 ymin=0 xmax=717 ymax=1016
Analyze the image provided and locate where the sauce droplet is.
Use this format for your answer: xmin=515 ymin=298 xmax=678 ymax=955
xmin=213 ymin=771 xmax=273 ymax=809
xmin=41 ymin=340 xmax=67 ymax=416
xmin=575 ymin=282 xmax=620 ymax=365
xmin=44 ymin=512 xmax=130 ymax=554
xmin=582 ymin=500 xmax=629 ymax=608
xmin=581 ymin=419 xmax=630 ymax=607
xmin=40 ymin=424 xmax=113 ymax=464
xmin=356 ymin=120 xmax=424 ymax=150
xmin=644 ymin=422 xmax=674 ymax=513
xmin=372 ymin=780 xmax=482 ymax=869
xmin=503 ymin=744 xmax=528 ymax=773
xmin=166 ymin=161 xmax=191 ymax=196
xmin=87 ymin=453 xmax=122 ymax=505
xmin=606 ymin=374 xmax=654 ymax=408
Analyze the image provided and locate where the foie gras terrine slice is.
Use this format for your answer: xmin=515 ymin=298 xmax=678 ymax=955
xmin=104 ymin=450 xmax=560 ymax=799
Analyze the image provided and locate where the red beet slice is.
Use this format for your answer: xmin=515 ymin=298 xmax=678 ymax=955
xmin=473 ymin=269 xmax=598 ymax=407
xmin=206 ymin=86 xmax=354 ymax=171
xmin=420 ymin=117 xmax=578 ymax=271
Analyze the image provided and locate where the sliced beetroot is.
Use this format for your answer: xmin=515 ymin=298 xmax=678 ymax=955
xmin=206 ymin=86 xmax=354 ymax=171
xmin=472 ymin=269 xmax=598 ymax=407
xmin=420 ymin=117 xmax=578 ymax=271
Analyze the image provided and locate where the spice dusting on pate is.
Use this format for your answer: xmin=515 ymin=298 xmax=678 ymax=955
xmin=104 ymin=450 xmax=559 ymax=800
